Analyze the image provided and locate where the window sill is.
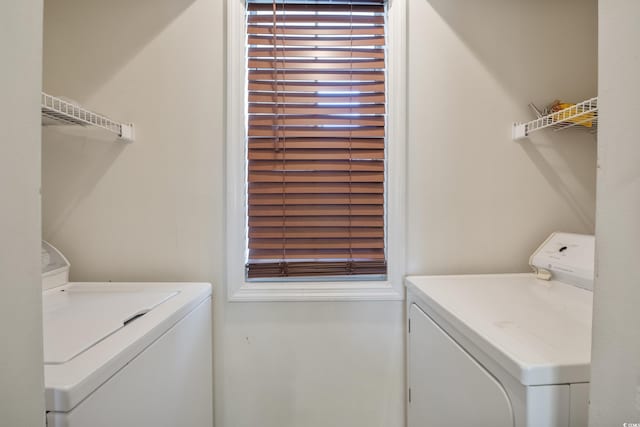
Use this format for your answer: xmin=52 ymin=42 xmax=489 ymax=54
xmin=228 ymin=280 xmax=404 ymax=302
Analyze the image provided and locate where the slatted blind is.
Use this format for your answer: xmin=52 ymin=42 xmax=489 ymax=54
xmin=246 ymin=0 xmax=387 ymax=279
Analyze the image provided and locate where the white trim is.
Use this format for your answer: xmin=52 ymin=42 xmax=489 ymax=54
xmin=225 ymin=0 xmax=407 ymax=302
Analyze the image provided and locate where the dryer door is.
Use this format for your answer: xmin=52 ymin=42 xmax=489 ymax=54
xmin=409 ymin=303 xmax=514 ymax=427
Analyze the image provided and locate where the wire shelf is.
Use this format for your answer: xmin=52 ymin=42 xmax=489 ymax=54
xmin=512 ymin=97 xmax=598 ymax=140
xmin=41 ymin=92 xmax=134 ymax=142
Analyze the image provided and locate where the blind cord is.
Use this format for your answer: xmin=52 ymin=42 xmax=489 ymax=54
xmin=348 ymin=2 xmax=354 ymax=274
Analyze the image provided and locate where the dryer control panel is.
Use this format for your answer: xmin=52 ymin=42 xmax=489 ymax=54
xmin=529 ymin=232 xmax=595 ymax=291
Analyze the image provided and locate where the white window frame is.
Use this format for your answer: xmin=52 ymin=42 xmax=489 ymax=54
xmin=226 ymin=0 xmax=407 ymax=301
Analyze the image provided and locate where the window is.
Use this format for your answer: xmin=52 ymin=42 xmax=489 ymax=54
xmin=246 ymin=0 xmax=387 ymax=280
xmin=227 ymin=0 xmax=406 ymax=300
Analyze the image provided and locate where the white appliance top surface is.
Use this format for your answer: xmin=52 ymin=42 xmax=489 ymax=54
xmin=406 ymin=273 xmax=593 ymax=386
xmin=42 ymin=282 xmax=211 ymax=412
xmin=43 ymin=287 xmax=178 ymax=364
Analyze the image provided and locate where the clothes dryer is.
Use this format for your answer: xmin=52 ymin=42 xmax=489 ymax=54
xmin=406 ymin=233 xmax=594 ymax=427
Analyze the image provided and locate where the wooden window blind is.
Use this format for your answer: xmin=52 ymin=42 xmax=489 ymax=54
xmin=246 ymin=0 xmax=387 ymax=279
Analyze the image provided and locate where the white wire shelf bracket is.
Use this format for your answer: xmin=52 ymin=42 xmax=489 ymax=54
xmin=41 ymin=92 xmax=134 ymax=142
xmin=512 ymin=97 xmax=598 ymax=140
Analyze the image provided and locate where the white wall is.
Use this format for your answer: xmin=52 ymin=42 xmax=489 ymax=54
xmin=41 ymin=0 xmax=597 ymax=426
xmin=0 ymin=1 xmax=45 ymax=426
xmin=42 ymin=2 xmax=403 ymax=427
xmin=589 ymin=2 xmax=640 ymax=425
xmin=407 ymin=0 xmax=598 ymax=276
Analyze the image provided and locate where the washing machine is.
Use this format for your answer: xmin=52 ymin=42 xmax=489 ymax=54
xmin=406 ymin=232 xmax=594 ymax=427
xmin=41 ymin=241 xmax=213 ymax=427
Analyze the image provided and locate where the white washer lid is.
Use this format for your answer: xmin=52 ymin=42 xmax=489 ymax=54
xmin=406 ymin=273 xmax=593 ymax=386
xmin=43 ymin=287 xmax=177 ymax=364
